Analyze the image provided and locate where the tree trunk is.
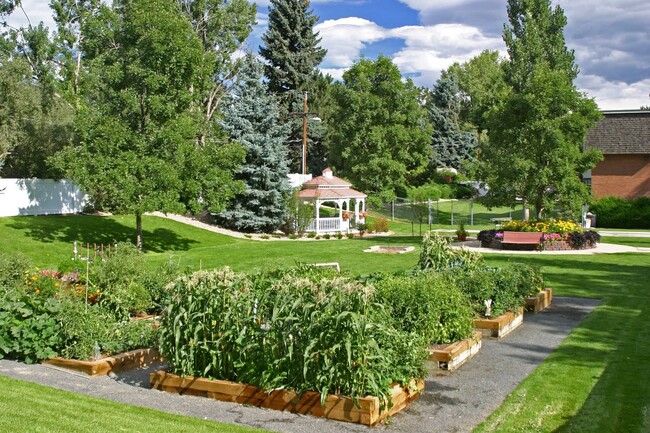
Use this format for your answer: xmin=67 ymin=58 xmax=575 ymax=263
xmin=136 ymin=213 xmax=143 ymax=250
xmin=523 ymin=201 xmax=530 ymax=222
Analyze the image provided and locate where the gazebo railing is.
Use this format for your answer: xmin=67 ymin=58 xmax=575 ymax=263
xmin=307 ymin=217 xmax=341 ymax=233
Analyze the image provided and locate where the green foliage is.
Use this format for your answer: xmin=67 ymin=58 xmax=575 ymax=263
xmin=446 ymin=50 xmax=507 ymax=136
xmin=0 ymin=287 xmax=62 ymax=363
xmin=216 ymin=53 xmax=291 ymax=233
xmin=0 ymin=252 xmax=31 ymax=290
xmin=417 ymin=233 xmax=484 ymax=272
xmin=448 ymin=264 xmax=541 ymax=317
xmin=56 ymin=300 xmax=158 ymax=360
xmin=159 ymin=266 xmax=426 ymax=407
xmin=259 ymin=0 xmax=327 ymax=172
xmin=283 ymin=189 xmax=315 ymax=235
xmin=372 ymin=272 xmax=474 ymax=344
xmin=480 ymin=0 xmax=602 ymax=219
xmin=427 ymin=74 xmax=478 ymax=172
xmin=589 ymin=196 xmax=650 ymax=229
xmin=327 ymin=56 xmax=432 ymax=203
xmin=0 ymin=56 xmax=74 ymax=178
xmin=88 ymin=243 xmax=152 ymax=320
xmin=55 ymin=0 xmax=245 ymax=249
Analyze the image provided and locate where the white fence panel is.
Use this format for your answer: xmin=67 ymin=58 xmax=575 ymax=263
xmin=0 ymin=178 xmax=87 ymax=217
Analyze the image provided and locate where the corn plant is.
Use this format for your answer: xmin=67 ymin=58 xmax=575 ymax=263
xmin=158 ymin=266 xmax=427 ymax=408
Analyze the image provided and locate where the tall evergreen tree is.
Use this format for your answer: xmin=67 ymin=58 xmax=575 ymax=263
xmin=259 ymin=0 xmax=326 ymax=173
xmin=216 ymin=53 xmax=291 ymax=233
xmin=429 ymin=75 xmax=478 ymax=172
xmin=481 ymin=0 xmax=602 ymax=219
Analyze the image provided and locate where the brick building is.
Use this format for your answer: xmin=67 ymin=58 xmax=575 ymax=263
xmin=583 ymin=110 xmax=650 ymax=199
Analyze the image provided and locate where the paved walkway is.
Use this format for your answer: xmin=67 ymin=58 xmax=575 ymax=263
xmin=0 ymin=297 xmax=599 ymax=433
xmin=451 ymin=239 xmax=650 ymax=255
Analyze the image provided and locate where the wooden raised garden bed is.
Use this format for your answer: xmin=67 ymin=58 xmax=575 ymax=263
xmin=43 ymin=348 xmax=163 ymax=376
xmin=525 ymin=288 xmax=553 ymax=313
xmin=428 ymin=331 xmax=482 ymax=371
xmin=150 ymin=370 xmax=424 ymax=426
xmin=474 ymin=308 xmax=524 ymax=339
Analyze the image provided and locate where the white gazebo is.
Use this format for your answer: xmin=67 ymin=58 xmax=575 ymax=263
xmin=298 ymin=168 xmax=367 ymax=234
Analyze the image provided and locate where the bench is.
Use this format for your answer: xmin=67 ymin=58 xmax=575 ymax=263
xmin=501 ymin=231 xmax=542 ymax=250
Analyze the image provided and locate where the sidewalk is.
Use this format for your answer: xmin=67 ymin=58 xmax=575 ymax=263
xmin=452 ymin=239 xmax=650 ymax=255
xmin=0 ymin=298 xmax=599 ymax=433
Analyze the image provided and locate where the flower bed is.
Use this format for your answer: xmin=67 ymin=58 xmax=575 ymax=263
xmin=150 ymin=371 xmax=424 ymax=426
xmin=477 ymin=220 xmax=601 ymax=251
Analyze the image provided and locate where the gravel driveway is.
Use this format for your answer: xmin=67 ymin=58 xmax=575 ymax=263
xmin=0 ymin=297 xmax=599 ymax=433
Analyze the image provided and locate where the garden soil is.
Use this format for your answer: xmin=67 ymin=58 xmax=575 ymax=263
xmin=0 ymin=297 xmax=599 ymax=433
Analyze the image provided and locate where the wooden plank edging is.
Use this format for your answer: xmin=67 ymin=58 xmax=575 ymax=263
xmin=525 ymin=288 xmax=553 ymax=313
xmin=150 ymin=370 xmax=424 ymax=426
xmin=428 ymin=331 xmax=483 ymax=371
xmin=474 ymin=308 xmax=524 ymax=338
xmin=43 ymin=348 xmax=163 ymax=376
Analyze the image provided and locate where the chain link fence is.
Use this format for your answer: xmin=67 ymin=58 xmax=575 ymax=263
xmin=377 ymin=198 xmax=524 ymax=228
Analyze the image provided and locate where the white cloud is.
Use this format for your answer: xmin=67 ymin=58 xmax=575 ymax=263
xmin=577 ymin=75 xmax=650 ymax=110
xmin=316 ymin=17 xmax=388 ymax=67
xmin=316 ymin=17 xmax=504 ymax=88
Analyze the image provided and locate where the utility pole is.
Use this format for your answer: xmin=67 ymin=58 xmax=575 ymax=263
xmin=302 ymin=92 xmax=308 ymax=175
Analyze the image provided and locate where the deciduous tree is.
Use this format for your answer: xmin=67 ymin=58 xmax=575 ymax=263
xmin=56 ymin=0 xmax=244 ymax=248
xmin=480 ymin=0 xmax=602 ymax=219
xmin=327 ymin=56 xmax=431 ymax=203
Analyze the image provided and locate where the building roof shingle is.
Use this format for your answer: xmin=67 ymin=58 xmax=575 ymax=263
xmin=584 ymin=110 xmax=650 ymax=154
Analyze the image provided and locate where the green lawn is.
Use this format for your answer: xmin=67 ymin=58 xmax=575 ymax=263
xmin=2 ymin=214 xmax=650 ymax=432
xmin=477 ymin=253 xmax=650 ymax=433
xmin=0 ymin=375 xmax=267 ymax=433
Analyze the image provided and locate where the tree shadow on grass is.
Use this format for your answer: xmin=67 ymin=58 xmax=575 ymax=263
xmin=6 ymin=215 xmax=197 ymax=253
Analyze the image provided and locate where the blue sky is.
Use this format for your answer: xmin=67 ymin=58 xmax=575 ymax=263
xmin=5 ymin=0 xmax=650 ymax=110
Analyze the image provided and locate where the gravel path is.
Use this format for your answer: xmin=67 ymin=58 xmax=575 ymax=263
xmin=0 ymin=297 xmax=599 ymax=433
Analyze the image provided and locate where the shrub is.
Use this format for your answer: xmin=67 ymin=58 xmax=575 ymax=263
xmin=567 ymin=230 xmax=601 ymax=249
xmin=373 ymin=272 xmax=474 ymax=344
xmin=370 ymin=217 xmax=389 ymax=233
xmin=88 ymin=242 xmax=152 ymax=320
xmin=447 ymin=264 xmax=540 ymax=317
xmin=335 ymin=232 xmax=343 ymax=239
xmin=417 ymin=233 xmax=484 ymax=272
xmin=0 ymin=252 xmax=31 ymax=290
xmin=159 ymin=267 xmax=426 ymax=407
xmin=477 ymin=229 xmax=499 ymax=245
xmin=590 ymin=197 xmax=650 ymax=229
xmin=0 ymin=287 xmax=62 ymax=363
xmin=56 ymin=300 xmax=159 ymax=360
xmin=357 ymin=223 xmax=368 ymax=236
xmin=346 ymin=233 xmax=355 ymax=239
xmin=323 ymin=233 xmax=331 ymax=239
xmin=307 ymin=232 xmax=317 ymax=238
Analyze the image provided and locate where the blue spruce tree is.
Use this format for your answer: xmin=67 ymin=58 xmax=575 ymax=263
xmin=216 ymin=53 xmax=291 ymax=233
xmin=429 ymin=75 xmax=478 ymax=171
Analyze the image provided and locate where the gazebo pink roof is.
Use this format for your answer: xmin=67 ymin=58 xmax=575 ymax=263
xmin=298 ymin=168 xmax=367 ymax=200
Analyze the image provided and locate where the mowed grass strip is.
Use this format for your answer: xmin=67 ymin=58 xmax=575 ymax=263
xmin=476 ymin=253 xmax=650 ymax=433
xmin=0 ymin=215 xmax=421 ymax=274
xmin=0 ymin=375 xmax=268 ymax=433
